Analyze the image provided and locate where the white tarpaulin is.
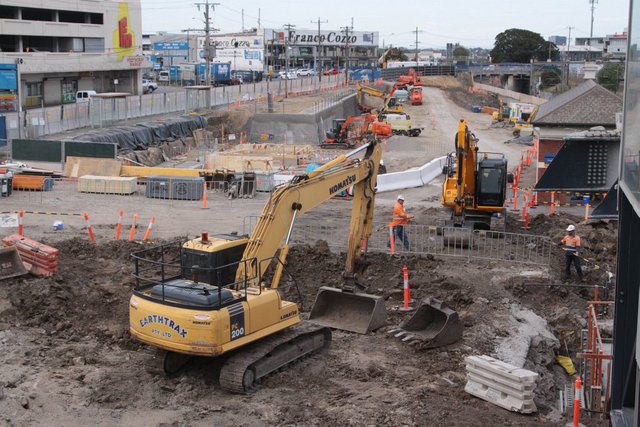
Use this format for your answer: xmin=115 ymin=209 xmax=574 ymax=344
xmin=0 ymin=214 xmax=18 ymax=228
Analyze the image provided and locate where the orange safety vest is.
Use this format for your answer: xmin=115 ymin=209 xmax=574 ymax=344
xmin=561 ymin=235 xmax=581 ymax=253
xmin=389 ymin=201 xmax=410 ymax=227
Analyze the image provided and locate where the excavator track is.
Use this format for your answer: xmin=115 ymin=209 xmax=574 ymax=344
xmin=219 ymin=322 xmax=331 ymax=394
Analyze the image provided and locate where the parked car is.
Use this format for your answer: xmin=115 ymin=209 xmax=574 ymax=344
xmin=297 ymin=68 xmax=317 ymax=76
xmin=278 ymin=71 xmax=298 ymax=80
xmin=323 ymin=68 xmax=341 ymax=76
xmin=142 ymin=79 xmax=158 ymax=93
xmin=76 ymin=90 xmax=97 ymax=103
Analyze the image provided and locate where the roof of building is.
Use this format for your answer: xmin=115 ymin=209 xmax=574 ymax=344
xmin=532 ymin=80 xmax=622 ymax=126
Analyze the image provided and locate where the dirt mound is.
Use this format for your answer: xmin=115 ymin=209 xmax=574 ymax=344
xmin=0 ymin=238 xmax=607 ymax=425
xmin=422 ymin=76 xmax=464 ymax=89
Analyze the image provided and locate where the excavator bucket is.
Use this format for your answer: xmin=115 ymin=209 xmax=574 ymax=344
xmin=389 ymin=298 xmax=462 ymax=349
xmin=442 ymin=227 xmax=472 ymax=248
xmin=0 ymin=247 xmax=28 ymax=280
xmin=308 ymin=286 xmax=387 ymax=334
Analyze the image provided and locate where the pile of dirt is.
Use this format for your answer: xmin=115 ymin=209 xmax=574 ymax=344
xmin=206 ymin=109 xmax=252 ymax=137
xmin=421 ymin=76 xmax=464 ymax=89
xmin=510 ymin=212 xmax=618 ymax=283
xmin=447 ymin=86 xmax=499 ymax=111
xmin=0 ymin=237 xmax=607 ymax=425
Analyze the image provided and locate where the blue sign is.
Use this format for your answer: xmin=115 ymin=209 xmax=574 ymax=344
xmin=0 ymin=64 xmax=17 ymax=90
xmin=153 ymin=42 xmax=189 ymax=51
xmin=244 ymin=51 xmax=261 ymax=60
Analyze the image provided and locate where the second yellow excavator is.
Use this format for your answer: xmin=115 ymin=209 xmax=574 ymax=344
xmin=441 ymin=119 xmax=510 ymax=245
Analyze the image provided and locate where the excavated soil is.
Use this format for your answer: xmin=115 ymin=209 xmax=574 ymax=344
xmin=0 ymin=229 xmax=612 ymax=426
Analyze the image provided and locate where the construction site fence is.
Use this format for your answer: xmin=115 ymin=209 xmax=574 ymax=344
xmin=3 ymin=176 xmax=267 ymax=206
xmin=242 ymin=217 xmax=552 ymax=267
xmin=2 ymin=74 xmax=347 ymax=140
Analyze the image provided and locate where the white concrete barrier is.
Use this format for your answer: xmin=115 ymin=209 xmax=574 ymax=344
xmin=377 ymin=156 xmax=446 ymax=193
xmin=464 ymin=355 xmax=539 ymax=414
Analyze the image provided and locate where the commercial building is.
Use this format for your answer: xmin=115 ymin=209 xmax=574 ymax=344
xmin=263 ymin=28 xmax=379 ymax=71
xmin=0 ymin=0 xmax=149 ymax=108
xmin=575 ymin=31 xmax=628 ymax=60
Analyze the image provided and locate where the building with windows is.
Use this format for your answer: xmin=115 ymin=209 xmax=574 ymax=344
xmin=575 ymin=31 xmax=628 ymax=60
xmin=263 ymin=28 xmax=379 ymax=71
xmin=0 ymin=0 xmax=148 ymax=108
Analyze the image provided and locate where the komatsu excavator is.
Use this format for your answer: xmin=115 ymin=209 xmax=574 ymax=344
xmin=129 ymin=142 xmax=387 ymax=393
xmin=441 ymin=119 xmax=510 ymax=246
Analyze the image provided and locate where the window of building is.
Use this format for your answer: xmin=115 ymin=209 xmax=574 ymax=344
xmin=62 ymin=80 xmax=77 ymax=104
xmin=26 ymin=82 xmax=42 ymax=97
xmin=0 ymin=5 xmax=17 ymax=19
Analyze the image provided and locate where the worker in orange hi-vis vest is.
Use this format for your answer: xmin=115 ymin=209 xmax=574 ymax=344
xmin=388 ymin=194 xmax=414 ymax=250
xmin=557 ymin=224 xmax=584 ymax=282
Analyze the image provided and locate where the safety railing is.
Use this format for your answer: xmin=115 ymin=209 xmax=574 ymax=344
xmin=242 ymin=216 xmax=552 ymax=267
xmin=130 ymin=239 xmax=259 ymax=310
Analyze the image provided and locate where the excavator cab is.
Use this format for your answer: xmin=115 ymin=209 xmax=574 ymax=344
xmin=476 ymin=157 xmax=508 ymax=207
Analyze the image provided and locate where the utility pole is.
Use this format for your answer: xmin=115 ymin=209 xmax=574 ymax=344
xmin=195 ymin=0 xmax=220 ymax=86
xmin=566 ymin=26 xmax=574 ymax=85
xmin=283 ymin=23 xmax=295 ymax=98
xmin=588 ymin=0 xmax=598 ymax=62
xmin=311 ymin=17 xmax=328 ymax=81
xmin=241 ymin=8 xmax=244 ymax=32
xmin=413 ymin=27 xmax=422 ymax=66
xmin=341 ymin=20 xmax=353 ymax=85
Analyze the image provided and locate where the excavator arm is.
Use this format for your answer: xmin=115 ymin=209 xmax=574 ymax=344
xmin=236 ymin=142 xmax=382 ymax=289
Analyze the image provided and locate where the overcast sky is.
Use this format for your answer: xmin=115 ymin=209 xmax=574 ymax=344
xmin=140 ymin=0 xmax=630 ymax=49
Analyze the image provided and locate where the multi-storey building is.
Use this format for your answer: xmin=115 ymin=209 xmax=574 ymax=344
xmin=0 ymin=0 xmax=148 ymax=108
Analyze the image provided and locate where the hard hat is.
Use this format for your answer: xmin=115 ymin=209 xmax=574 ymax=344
xmin=566 ymin=224 xmax=576 ymax=232
xmin=397 ymin=194 xmax=405 ymax=201
xmin=380 ymin=159 xmax=385 ymax=166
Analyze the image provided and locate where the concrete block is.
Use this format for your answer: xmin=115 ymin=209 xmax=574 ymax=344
xmin=465 ymin=355 xmax=539 ymax=414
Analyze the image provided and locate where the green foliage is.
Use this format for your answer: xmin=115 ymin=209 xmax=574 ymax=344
xmin=387 ymin=48 xmax=408 ymax=62
xmin=491 ymin=28 xmax=559 ymax=63
xmin=453 ymin=46 xmax=470 ymax=58
xmin=597 ymin=63 xmax=625 ymax=92
xmin=540 ymin=68 xmax=562 ymax=88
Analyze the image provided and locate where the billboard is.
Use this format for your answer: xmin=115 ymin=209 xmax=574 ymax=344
xmin=153 ymin=42 xmax=189 ymax=50
xmin=264 ymin=28 xmax=379 ymax=47
xmin=197 ymin=35 xmax=264 ymax=71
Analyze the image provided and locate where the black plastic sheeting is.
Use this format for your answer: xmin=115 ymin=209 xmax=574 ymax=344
xmin=591 ymin=180 xmax=619 ymax=219
xmin=73 ymin=115 xmax=206 ymax=151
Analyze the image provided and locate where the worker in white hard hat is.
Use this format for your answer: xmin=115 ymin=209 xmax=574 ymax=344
xmin=557 ymin=224 xmax=584 ymax=282
xmin=388 ymin=194 xmax=414 ymax=250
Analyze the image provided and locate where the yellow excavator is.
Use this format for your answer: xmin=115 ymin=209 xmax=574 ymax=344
xmin=441 ymin=119 xmax=510 ymax=245
xmin=129 ymin=142 xmax=387 ymax=393
xmin=356 ymin=83 xmax=404 ymax=115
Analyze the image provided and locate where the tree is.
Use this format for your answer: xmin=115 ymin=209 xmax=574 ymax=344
xmin=597 ymin=63 xmax=625 ymax=93
xmin=540 ymin=68 xmax=562 ymax=89
xmin=453 ymin=46 xmax=470 ymax=65
xmin=490 ymin=28 xmax=559 ymax=63
xmin=387 ymin=47 xmax=409 ymax=62
xmin=453 ymin=46 xmax=470 ymax=58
